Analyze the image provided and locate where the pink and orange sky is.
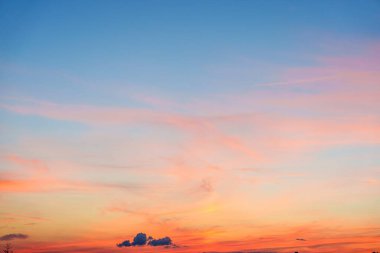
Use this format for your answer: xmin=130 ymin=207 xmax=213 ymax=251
xmin=1 ymin=1 xmax=380 ymax=252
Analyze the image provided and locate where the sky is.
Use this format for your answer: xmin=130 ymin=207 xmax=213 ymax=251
xmin=0 ymin=0 xmax=380 ymax=252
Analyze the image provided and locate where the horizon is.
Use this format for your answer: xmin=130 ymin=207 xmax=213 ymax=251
xmin=0 ymin=0 xmax=380 ymax=252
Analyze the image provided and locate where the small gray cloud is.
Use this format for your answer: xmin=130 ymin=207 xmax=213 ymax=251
xmin=0 ymin=233 xmax=28 ymax=241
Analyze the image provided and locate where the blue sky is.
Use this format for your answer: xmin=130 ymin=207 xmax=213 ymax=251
xmin=1 ymin=0 xmax=380 ymax=103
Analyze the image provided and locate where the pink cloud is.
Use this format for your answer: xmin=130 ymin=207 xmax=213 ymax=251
xmin=4 ymin=154 xmax=49 ymax=174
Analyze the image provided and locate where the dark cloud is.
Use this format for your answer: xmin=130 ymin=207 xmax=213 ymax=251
xmin=116 ymin=240 xmax=131 ymax=247
xmin=117 ymin=233 xmax=174 ymax=248
xmin=296 ymin=238 xmax=306 ymax=241
xmin=132 ymin=233 xmax=147 ymax=246
xmin=0 ymin=233 xmax=28 ymax=241
xmin=148 ymin=236 xmax=172 ymax=246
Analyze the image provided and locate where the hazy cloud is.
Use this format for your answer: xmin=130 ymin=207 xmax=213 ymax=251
xmin=200 ymin=178 xmax=213 ymax=192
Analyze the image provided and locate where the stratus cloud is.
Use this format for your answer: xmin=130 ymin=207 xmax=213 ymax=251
xmin=117 ymin=233 xmax=174 ymax=247
xmin=0 ymin=233 xmax=28 ymax=241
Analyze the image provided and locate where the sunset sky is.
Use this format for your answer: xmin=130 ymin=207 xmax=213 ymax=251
xmin=0 ymin=1 xmax=380 ymax=252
